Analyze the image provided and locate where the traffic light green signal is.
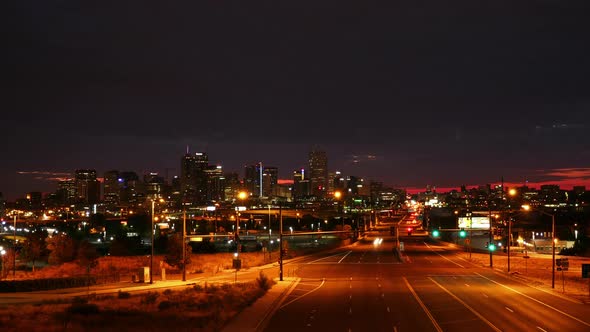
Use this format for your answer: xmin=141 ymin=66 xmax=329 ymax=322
xmin=459 ymin=229 xmax=467 ymax=238
xmin=432 ymin=229 xmax=440 ymax=237
xmin=488 ymin=243 xmax=496 ymax=251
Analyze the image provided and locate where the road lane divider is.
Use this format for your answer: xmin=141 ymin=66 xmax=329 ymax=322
xmin=424 ymin=242 xmax=465 ymax=268
xmin=403 ymin=277 xmax=443 ymax=332
xmin=428 ymin=277 xmax=502 ymax=332
xmin=474 ymin=272 xmax=590 ymax=328
xmin=279 ymin=278 xmax=326 ymax=310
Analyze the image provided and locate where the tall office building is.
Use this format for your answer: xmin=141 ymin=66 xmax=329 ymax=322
xmin=244 ymin=163 xmax=263 ymax=197
xmin=292 ymin=168 xmax=310 ymax=199
xmin=74 ymin=169 xmax=100 ymax=205
xmin=103 ymin=170 xmax=121 ymax=205
xmin=57 ymin=179 xmax=77 ymax=204
xmin=180 ymin=151 xmax=209 ymax=203
xmin=204 ymin=165 xmax=225 ymax=202
xmin=262 ymin=167 xmax=279 ymax=197
xmin=309 ymin=148 xmax=328 ymax=198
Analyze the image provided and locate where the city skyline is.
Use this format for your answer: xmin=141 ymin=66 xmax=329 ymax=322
xmin=4 ymin=147 xmax=590 ymax=202
xmin=6 ymin=2 xmax=590 ymax=201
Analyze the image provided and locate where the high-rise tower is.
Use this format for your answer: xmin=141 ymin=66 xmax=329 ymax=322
xmin=309 ymin=148 xmax=328 ymax=198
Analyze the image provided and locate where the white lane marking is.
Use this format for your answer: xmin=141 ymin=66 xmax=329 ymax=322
xmin=505 ymin=307 xmax=514 ymax=313
xmin=349 ymin=307 xmax=353 ymax=315
xmin=403 ymin=277 xmax=443 ymax=332
xmin=424 ymin=242 xmax=465 ymax=268
xmin=394 ymin=326 xmax=398 ymax=332
xmin=338 ymin=251 xmax=353 ymax=264
xmin=387 ymin=307 xmax=391 ymax=313
xmin=307 ymin=252 xmax=352 ymax=264
xmin=482 ymin=293 xmax=489 ymax=298
xmin=428 ymin=277 xmax=502 ymax=332
xmin=475 ymin=272 xmax=590 ymax=328
xmin=465 ymin=284 xmax=471 ymax=287
xmin=280 ymin=279 xmax=326 ymax=309
xmin=537 ymin=327 xmax=548 ymax=332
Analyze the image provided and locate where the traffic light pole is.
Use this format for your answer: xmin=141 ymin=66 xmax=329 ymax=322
xmin=279 ymin=205 xmax=283 ymax=281
xmin=488 ymin=205 xmax=493 ymax=268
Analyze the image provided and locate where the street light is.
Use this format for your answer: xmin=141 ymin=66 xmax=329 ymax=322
xmin=522 ymin=204 xmax=556 ymax=288
xmin=0 ymin=246 xmax=5 ymax=279
xmin=150 ymin=198 xmax=164 ymax=284
xmin=235 ymin=191 xmax=248 ymax=257
xmin=334 ymin=191 xmax=343 ymax=229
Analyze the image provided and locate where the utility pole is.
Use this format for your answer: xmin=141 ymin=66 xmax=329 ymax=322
xmin=182 ymin=206 xmax=186 ymax=282
xmin=279 ymin=204 xmax=283 ymax=281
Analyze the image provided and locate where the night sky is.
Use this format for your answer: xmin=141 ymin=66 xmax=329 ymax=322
xmin=5 ymin=1 xmax=590 ymax=200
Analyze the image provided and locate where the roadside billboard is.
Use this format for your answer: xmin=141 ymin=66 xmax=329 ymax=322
xmin=458 ymin=216 xmax=490 ymax=229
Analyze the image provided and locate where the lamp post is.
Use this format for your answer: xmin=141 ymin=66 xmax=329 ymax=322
xmin=1 ymin=246 xmax=5 ymax=279
xmin=13 ymin=213 xmax=17 ymax=279
xmin=235 ymin=191 xmax=248 ymax=258
xmin=268 ymin=204 xmax=272 ymax=260
xmin=150 ymin=199 xmax=155 ymax=284
xmin=334 ymin=191 xmax=343 ymax=229
xmin=279 ymin=204 xmax=283 ymax=281
xmin=523 ymin=205 xmax=556 ymax=288
xmin=182 ymin=206 xmax=186 ymax=282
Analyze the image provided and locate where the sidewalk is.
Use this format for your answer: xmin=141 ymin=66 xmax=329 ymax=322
xmin=222 ymin=277 xmax=299 ymax=332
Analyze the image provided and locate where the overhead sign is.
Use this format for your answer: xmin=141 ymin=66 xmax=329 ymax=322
xmin=458 ymin=216 xmax=490 ymax=230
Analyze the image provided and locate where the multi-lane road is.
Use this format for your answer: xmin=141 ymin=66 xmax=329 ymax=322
xmin=265 ymin=231 xmax=590 ymax=332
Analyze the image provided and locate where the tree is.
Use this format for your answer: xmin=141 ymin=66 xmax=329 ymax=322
xmin=46 ymin=233 xmax=76 ymax=265
xmin=164 ymin=233 xmax=191 ymax=270
xmin=77 ymin=240 xmax=99 ymax=270
xmin=20 ymin=230 xmax=48 ymax=273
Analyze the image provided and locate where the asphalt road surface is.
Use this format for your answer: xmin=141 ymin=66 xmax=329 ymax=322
xmin=265 ymin=232 xmax=590 ymax=332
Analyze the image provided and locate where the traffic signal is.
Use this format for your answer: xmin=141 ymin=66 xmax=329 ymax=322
xmin=432 ymin=229 xmax=440 ymax=237
xmin=488 ymin=243 xmax=496 ymax=251
xmin=407 ymin=227 xmax=413 ymax=236
xmin=459 ymin=229 xmax=467 ymax=238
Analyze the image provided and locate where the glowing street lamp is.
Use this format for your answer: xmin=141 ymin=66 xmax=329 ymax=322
xmin=334 ymin=191 xmax=344 ymax=228
xmin=150 ymin=198 xmax=164 ymax=284
xmin=522 ymin=204 xmax=556 ymax=288
xmin=235 ymin=191 xmax=248 ymax=257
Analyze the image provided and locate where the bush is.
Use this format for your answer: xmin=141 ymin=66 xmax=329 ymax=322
xmin=256 ymin=271 xmax=274 ymax=291
xmin=158 ymin=300 xmax=177 ymax=311
xmin=67 ymin=303 xmax=100 ymax=315
xmin=117 ymin=290 xmax=131 ymax=299
xmin=141 ymin=291 xmax=159 ymax=305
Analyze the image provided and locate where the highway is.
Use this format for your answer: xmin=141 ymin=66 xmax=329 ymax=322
xmin=264 ymin=230 xmax=590 ymax=332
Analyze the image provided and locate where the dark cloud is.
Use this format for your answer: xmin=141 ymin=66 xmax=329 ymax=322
xmin=3 ymin=0 xmax=590 ymax=199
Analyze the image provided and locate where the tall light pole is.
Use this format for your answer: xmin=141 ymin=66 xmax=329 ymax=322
xmin=523 ymin=205 xmax=556 ymax=288
xmin=279 ymin=204 xmax=283 ymax=281
xmin=268 ymin=204 xmax=272 ymax=260
xmin=488 ymin=201 xmax=493 ymax=268
xmin=334 ymin=191 xmax=343 ymax=229
xmin=13 ymin=213 xmax=17 ymax=279
xmin=235 ymin=191 xmax=248 ymax=257
xmin=182 ymin=205 xmax=186 ymax=282
xmin=150 ymin=199 xmax=155 ymax=284
xmin=507 ymin=188 xmax=517 ymax=273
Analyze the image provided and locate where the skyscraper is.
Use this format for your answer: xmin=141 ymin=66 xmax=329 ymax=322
xmin=309 ymin=148 xmax=328 ymax=198
xmin=262 ymin=167 xmax=278 ymax=197
xmin=244 ymin=163 xmax=263 ymax=197
xmin=180 ymin=151 xmax=209 ymax=203
xmin=74 ymin=169 xmax=100 ymax=205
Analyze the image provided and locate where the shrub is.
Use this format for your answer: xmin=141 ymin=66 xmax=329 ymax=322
xmin=158 ymin=300 xmax=176 ymax=311
xmin=117 ymin=290 xmax=131 ymax=299
xmin=256 ymin=271 xmax=274 ymax=291
xmin=141 ymin=291 xmax=159 ymax=305
xmin=67 ymin=303 xmax=100 ymax=315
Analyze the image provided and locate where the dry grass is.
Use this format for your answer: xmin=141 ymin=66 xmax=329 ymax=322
xmin=0 ymin=276 xmax=275 ymax=331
